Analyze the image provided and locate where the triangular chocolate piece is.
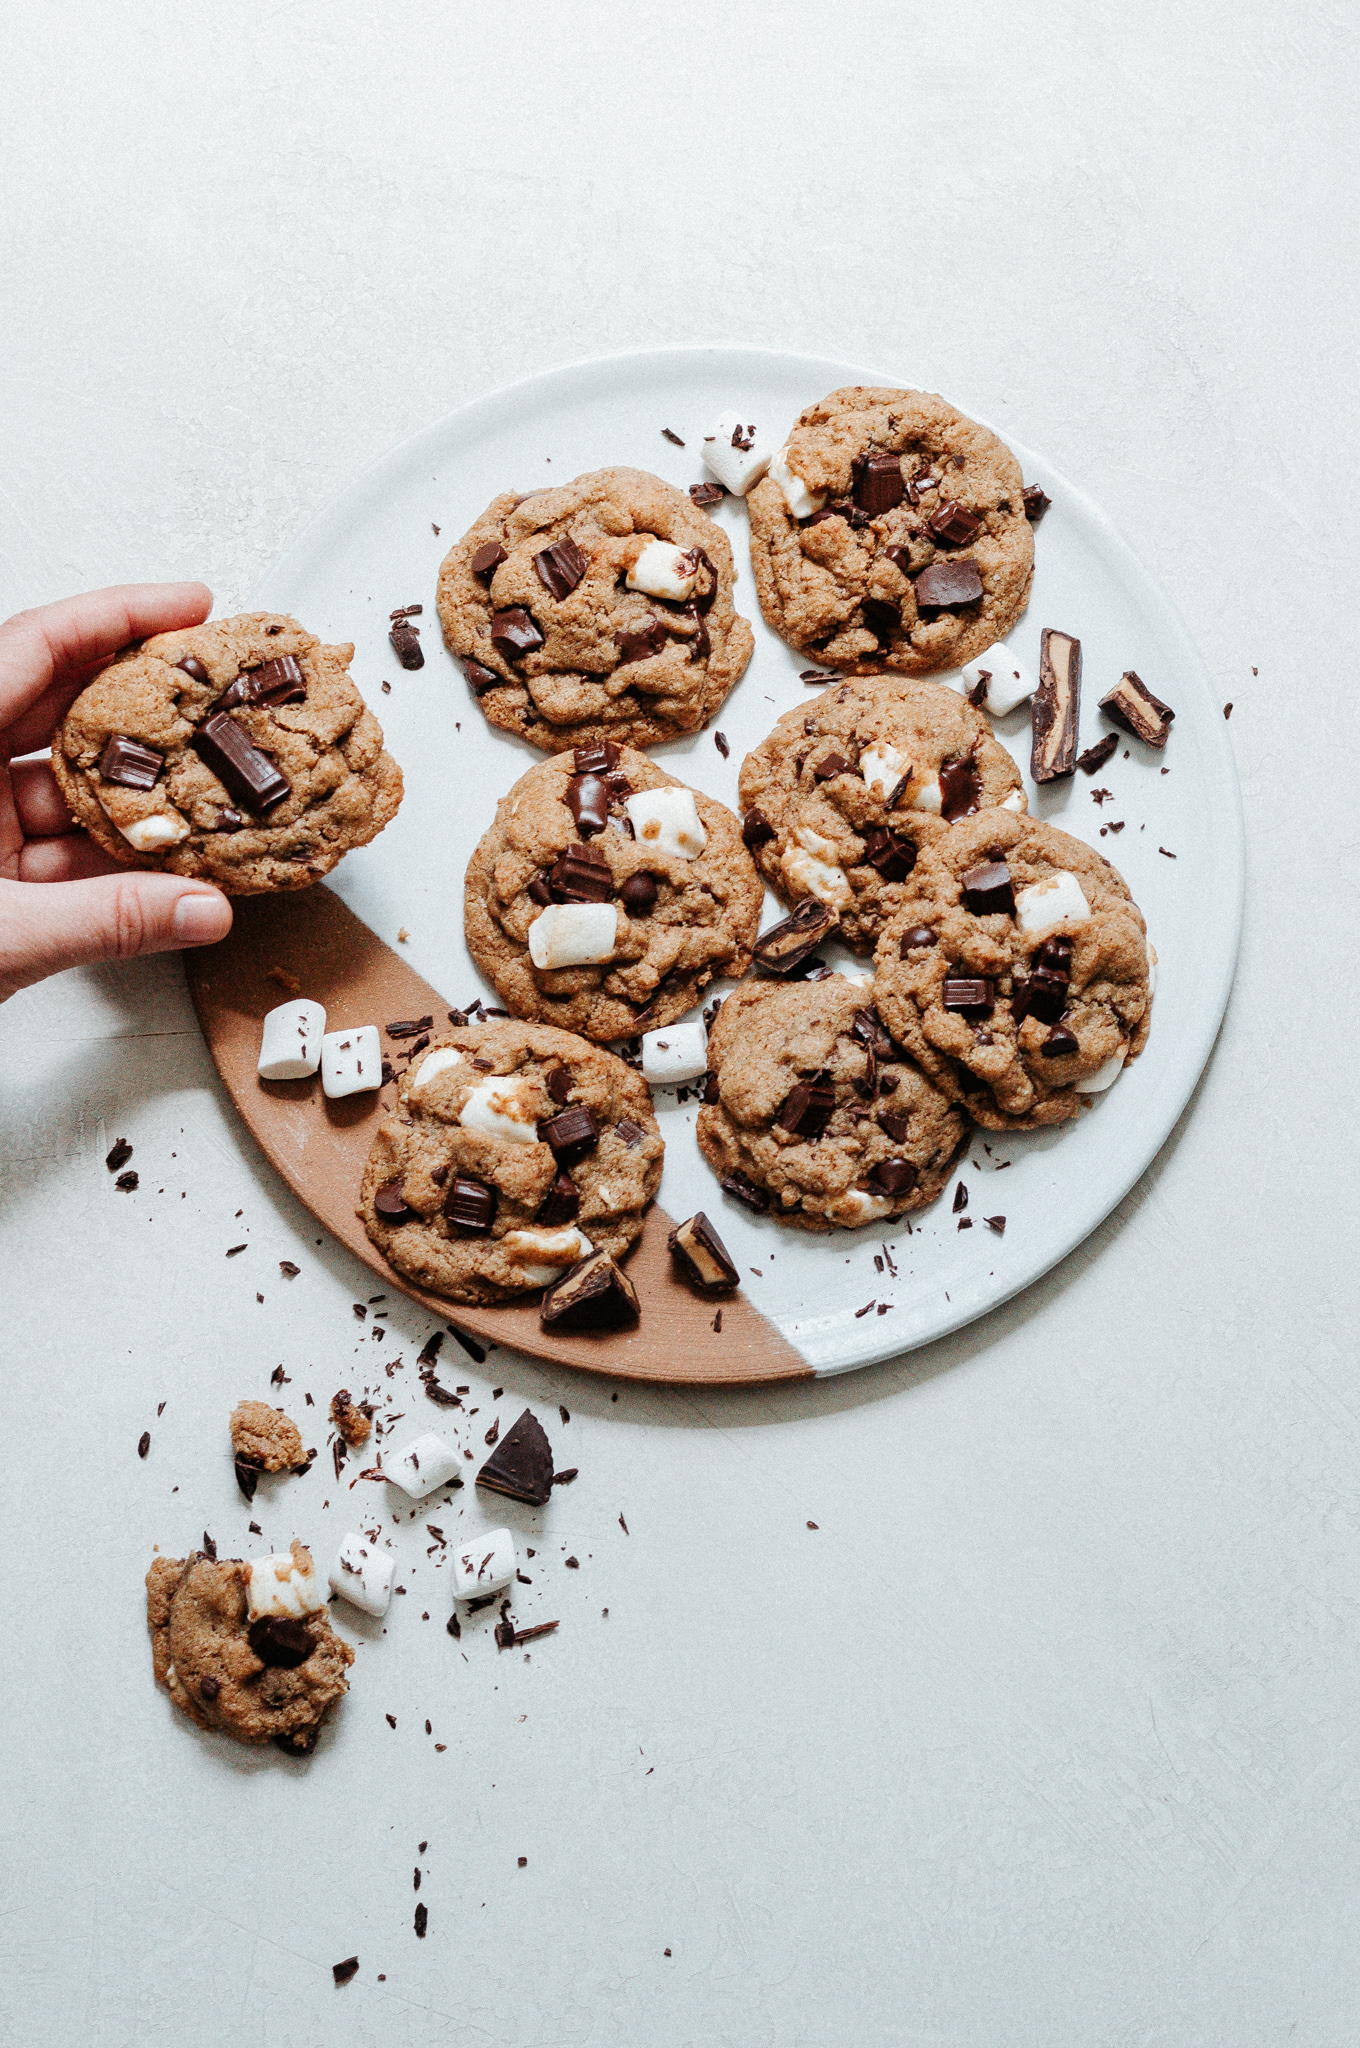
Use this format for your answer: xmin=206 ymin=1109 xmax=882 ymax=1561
xmin=476 ymin=1408 xmax=554 ymax=1507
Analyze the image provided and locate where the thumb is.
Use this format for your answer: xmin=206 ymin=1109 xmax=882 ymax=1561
xmin=0 ymin=873 xmax=233 ymax=1001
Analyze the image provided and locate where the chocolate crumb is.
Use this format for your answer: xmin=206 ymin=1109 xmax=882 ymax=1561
xmin=105 ymin=1138 xmax=132 ymax=1171
xmin=714 ymin=731 xmax=730 ymax=759
xmin=1223 ymin=702 xmax=1233 ymax=719
xmin=414 ymin=1904 xmax=428 ymax=1939
xmin=689 ymin=481 xmax=726 ymax=506
xmin=225 ymin=1243 xmax=247 ymax=1257
xmin=984 ymin=1215 xmax=1006 ymax=1235
xmin=115 ymin=1170 xmax=139 ymax=1191
xmin=1158 ymin=847 xmax=1177 ymax=858
xmin=661 ymin=427 xmax=684 ymax=446
xmin=619 ymin=1514 xmax=629 ymax=1534
xmin=332 ymin=1957 xmax=359 ymax=1986
xmin=279 ymin=1261 xmax=299 ymax=1277
xmin=137 ymin=1431 xmax=150 ymax=1459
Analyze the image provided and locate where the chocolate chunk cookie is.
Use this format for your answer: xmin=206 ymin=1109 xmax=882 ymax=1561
xmin=436 ymin=467 xmax=755 ymax=751
xmin=53 ymin=614 xmax=403 ymax=892
xmin=745 ymin=387 xmax=1034 ymax=675
xmin=737 ymin=677 xmax=1026 ymax=953
xmin=229 ymin=1400 xmax=305 ymax=1471
xmin=696 ymin=976 xmax=967 ymax=1231
xmin=465 ymin=744 xmax=762 ymax=1041
xmin=872 ymin=810 xmax=1152 ymax=1130
xmin=359 ymin=1019 xmax=663 ymax=1306
xmin=146 ymin=1541 xmax=352 ymax=1753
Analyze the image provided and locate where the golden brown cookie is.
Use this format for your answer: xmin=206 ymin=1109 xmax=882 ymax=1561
xmin=746 ymin=387 xmax=1034 ymax=675
xmin=696 ymin=976 xmax=967 ymax=1232
xmin=53 ymin=614 xmax=402 ymax=893
xmin=737 ymin=676 xmax=1026 ymax=953
xmin=464 ymin=743 xmax=762 ymax=1041
xmin=359 ymin=1019 xmax=663 ymax=1306
xmin=436 ymin=467 xmax=754 ymax=751
xmin=229 ymin=1401 xmax=304 ymax=1472
xmin=871 ymin=810 xmax=1152 ymax=1130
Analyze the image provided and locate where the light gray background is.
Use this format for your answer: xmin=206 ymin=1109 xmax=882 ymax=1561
xmin=1 ymin=4 xmax=1355 ymax=2044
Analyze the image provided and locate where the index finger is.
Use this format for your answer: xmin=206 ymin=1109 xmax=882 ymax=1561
xmin=0 ymin=582 xmax=213 ymax=753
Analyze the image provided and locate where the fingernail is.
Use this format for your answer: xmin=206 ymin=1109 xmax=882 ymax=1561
xmin=173 ymin=891 xmax=232 ymax=945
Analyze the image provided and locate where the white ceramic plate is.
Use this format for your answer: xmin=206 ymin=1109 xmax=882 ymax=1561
xmin=252 ymin=346 xmax=1242 ymax=1377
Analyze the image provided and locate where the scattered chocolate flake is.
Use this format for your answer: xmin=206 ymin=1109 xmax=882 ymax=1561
xmin=448 ymin=1326 xmax=487 ymax=1364
xmin=385 ymin=1015 xmax=433 ymax=1039
xmin=115 ymin=1170 xmax=139 ymax=1192
xmin=446 ymin=1611 xmax=461 ymax=1638
xmin=559 ymin=1405 xmax=570 ymax=1425
xmin=1023 ymin=484 xmax=1051 ymax=521
xmin=952 ymin=1182 xmax=969 ymax=1213
xmin=1159 ymin=846 xmax=1177 ymax=858
xmin=1032 ymin=629 xmax=1081 ymax=782
xmin=984 ymin=1215 xmax=1006 ymax=1235
xmin=689 ymin=481 xmax=725 ymax=506
xmin=279 ymin=1261 xmax=299 ymax=1278
xmin=714 ymin=731 xmax=730 ymax=759
xmin=661 ymin=427 xmax=685 ymax=446
xmin=1223 ymin=702 xmax=1233 ymax=720
xmin=721 ymin=1171 xmax=770 ymax=1213
xmin=226 ymin=1243 xmax=247 ymax=1257
xmin=270 ymin=1366 xmax=289 ymax=1385
xmin=855 ymin=1302 xmax=875 ymax=1319
xmin=619 ymin=1514 xmax=629 ymax=1534
xmin=414 ymin=1904 xmax=428 ymax=1938
xmin=137 ymin=1431 xmax=150 ymax=1459
xmin=494 ymin=1618 xmax=517 ymax=1649
xmin=234 ymin=1456 xmax=261 ymax=1502
xmin=518 ymin=1856 xmax=528 ymax=1867
xmin=332 ymin=1957 xmax=360 ymax=1986
xmin=477 ymin=1409 xmax=555 ymax=1505
xmin=389 ymin=621 xmax=423 ymax=669
xmin=1100 ymin=670 xmax=1175 ymax=748
xmin=105 ymin=1138 xmax=133 ymax=1172
xmin=1077 ymin=732 xmax=1119 ymax=774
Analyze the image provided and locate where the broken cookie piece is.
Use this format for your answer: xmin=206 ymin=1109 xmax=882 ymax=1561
xmin=230 ymin=1400 xmax=308 ymax=1500
xmin=329 ymin=1389 xmax=372 ymax=1449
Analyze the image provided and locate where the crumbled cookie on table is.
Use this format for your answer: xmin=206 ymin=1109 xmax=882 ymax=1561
xmin=229 ymin=1400 xmax=304 ymax=1471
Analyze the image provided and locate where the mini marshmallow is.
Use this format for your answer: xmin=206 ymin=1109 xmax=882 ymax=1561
xmin=1073 ymin=1046 xmax=1128 ymax=1094
xmin=858 ymin=740 xmax=912 ymax=799
xmin=459 ymin=1073 xmax=541 ymax=1143
xmin=388 ymin=1431 xmax=462 ymax=1500
xmin=839 ymin=970 xmax=875 ymax=989
xmin=321 ymin=1025 xmax=381 ymax=1098
xmin=768 ymin=447 xmax=827 ymax=520
xmin=641 ymin=1018 xmax=709 ymax=1087
xmin=258 ymin=999 xmax=326 ymax=1081
xmin=328 ymin=1533 xmax=394 ymax=1617
xmin=627 ymin=539 xmax=699 ymax=602
xmin=960 ymin=642 xmax=1036 ymax=717
xmin=117 ymin=809 xmax=191 ymax=853
xmin=527 ymin=902 xmax=619 ymax=970
xmin=246 ymin=1548 xmax=326 ymax=1621
xmin=1014 ymin=870 xmax=1092 ymax=935
xmin=907 ymin=773 xmax=942 ymax=814
xmin=500 ymin=1225 xmax=593 ymax=1286
xmin=701 ymin=412 xmax=772 ymax=496
xmin=1000 ymin=790 xmax=1027 ymax=812
xmin=410 ymin=1046 xmax=463 ymax=1095
xmin=625 ymin=787 xmax=707 ymax=861
xmin=781 ymin=830 xmax=852 ymax=910
xmin=451 ymin=1527 xmax=517 ymax=1601
xmin=827 ymin=1189 xmax=897 ymax=1227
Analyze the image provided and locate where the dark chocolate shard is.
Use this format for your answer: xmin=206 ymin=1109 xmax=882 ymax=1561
xmin=616 ymin=619 xmax=668 ymax=663
xmin=537 ymin=1105 xmax=600 ymax=1165
xmin=615 ymin=1117 xmax=645 ymax=1148
xmin=938 ymin=753 xmax=982 ymax=822
xmin=741 ymin=806 xmax=776 ymax=849
xmin=1040 ymin=1022 xmax=1080 ymax=1059
xmin=534 ymin=537 xmax=588 ymax=601
xmin=490 ymin=608 xmax=544 ymax=661
xmin=191 ymin=713 xmax=291 ymax=812
xmin=1032 ymin=629 xmax=1081 ymax=782
xmin=535 ymin=1171 xmax=580 ymax=1228
xmin=721 ymin=1171 xmax=770 ymax=1213
xmin=476 ymin=1407 xmax=555 ymax=1504
xmin=390 ymin=622 xmax=424 ymax=670
xmin=862 ymin=597 xmax=900 ymax=640
xmin=464 ymin=659 xmax=499 ymax=694
xmin=573 ymin=741 xmax=620 ymax=775
xmin=668 ymin=1212 xmax=740 ymax=1295
xmin=444 ymin=1176 xmax=497 ymax=1233
xmin=984 ymin=1214 xmax=1006 ymax=1235
xmin=247 ymin=1615 xmax=315 ymax=1669
xmin=897 ymin=925 xmax=937 ymax=954
xmin=106 ymin=1137 xmax=133 ymax=1171
xmin=689 ymin=481 xmax=726 ymax=506
xmin=952 ymin=1181 xmax=969 ymax=1213
xmin=174 ymin=654 xmax=210 ymax=684
xmin=333 ymin=1958 xmax=360 ymax=1986
xmin=374 ymin=1180 xmax=416 ymax=1224
xmin=852 ymin=451 xmax=904 ymax=515
xmin=942 ymin=977 xmax=995 ymax=1015
xmin=876 ymin=1109 xmax=910 ymax=1144
xmin=540 ymin=1251 xmax=640 ymax=1332
xmin=218 ymin=653 xmax=307 ymax=710
xmin=1077 ymin=731 xmax=1119 ymax=774
xmin=233 ymin=1456 xmax=259 ymax=1500
xmin=1100 ymin=670 xmax=1175 ymax=748
xmin=913 ymin=559 xmax=984 ymax=608
xmin=812 ymin=751 xmax=852 ymax=782
xmin=852 ymin=1007 xmax=895 ymax=1059
xmin=870 ymin=1158 xmax=917 ymax=1194
xmin=548 ymin=844 xmax=613 ymax=903
xmin=861 ymin=826 xmax=916 ymax=882
xmin=752 ymin=898 xmax=834 ymax=976
xmin=565 ymin=773 xmax=610 ymax=837
xmin=1022 ymin=484 xmax=1051 ymax=522
xmin=960 ymin=860 xmax=1016 ymax=917
xmin=98 ymin=733 xmax=165 ymax=791
xmin=471 ymin=541 xmax=508 ymax=581
xmin=620 ymin=872 xmax=656 ymax=914
xmin=1023 ymin=966 xmax=1070 ymax=1024
xmin=526 ymin=874 xmax=553 ymax=906
xmin=662 ymin=427 xmax=685 ymax=446
xmin=776 ymin=1073 xmax=835 ymax=1140
xmin=927 ymin=500 xmax=983 ymax=547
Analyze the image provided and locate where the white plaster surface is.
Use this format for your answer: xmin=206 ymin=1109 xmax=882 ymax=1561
xmin=1 ymin=4 xmax=1357 ymax=2044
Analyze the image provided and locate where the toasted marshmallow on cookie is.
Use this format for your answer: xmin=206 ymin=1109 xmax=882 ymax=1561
xmin=246 ymin=1544 xmax=326 ymax=1621
xmin=626 ymin=540 xmax=700 ymax=603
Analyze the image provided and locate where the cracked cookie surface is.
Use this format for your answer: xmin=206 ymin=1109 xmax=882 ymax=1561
xmin=437 ymin=467 xmax=754 ymax=751
xmin=53 ymin=613 xmax=402 ymax=893
xmin=746 ymin=387 xmax=1033 ymax=675
xmin=737 ymin=676 xmax=1025 ymax=953
xmin=359 ymin=1019 xmax=663 ymax=1306
xmin=872 ymin=810 xmax=1152 ymax=1130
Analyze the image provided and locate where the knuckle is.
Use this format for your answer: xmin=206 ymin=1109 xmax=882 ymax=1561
xmin=111 ymin=878 xmax=152 ymax=957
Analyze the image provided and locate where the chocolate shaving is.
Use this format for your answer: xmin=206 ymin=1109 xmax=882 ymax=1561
xmin=390 ymin=622 xmax=424 ymax=670
xmin=1077 ymin=732 xmax=1119 ymax=774
xmin=534 ymin=537 xmax=588 ymax=601
xmin=689 ymin=481 xmax=725 ymax=506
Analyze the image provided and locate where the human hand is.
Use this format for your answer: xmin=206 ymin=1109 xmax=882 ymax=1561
xmin=0 ymin=583 xmax=234 ymax=1002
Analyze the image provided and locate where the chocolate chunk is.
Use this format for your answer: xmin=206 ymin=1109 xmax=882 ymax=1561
xmin=1022 ymin=484 xmax=1051 ymax=522
xmin=464 ymin=659 xmax=499 ymax=694
xmin=871 ymin=1158 xmax=917 ymax=1194
xmin=471 ymin=541 xmax=507 ymax=581
xmin=544 ymin=1064 xmax=575 ymax=1103
xmin=852 ymin=1007 xmax=895 ymax=1059
xmin=741 ymin=806 xmax=776 ymax=850
xmin=985 ymin=1214 xmax=1006 ymax=1235
xmin=1040 ymin=1022 xmax=1080 ymax=1059
xmin=1100 ymin=670 xmax=1175 ymax=748
xmin=1032 ymin=629 xmax=1081 ymax=782
xmin=212 ymin=806 xmax=246 ymax=832
xmin=548 ymin=843 xmax=613 ymax=903
xmin=942 ymin=977 xmax=994 ymax=1015
xmin=689 ymin=481 xmax=726 ymax=506
xmin=608 ymin=1120 xmax=643 ymax=1156
xmin=1025 ymin=964 xmax=1070 ymax=1024
xmin=443 ymin=1175 xmax=497 ymax=1234
xmin=1077 ymin=731 xmax=1119 ymax=774
xmin=1036 ymin=933 xmax=1073 ymax=972
xmin=861 ymin=826 xmax=916 ymax=882
xmin=248 ymin=1615 xmax=314 ymax=1669
xmin=191 ymin=713 xmax=291 ymax=812
xmin=616 ymin=618 xmax=668 ymax=663
xmin=952 ymin=1181 xmax=969 ymax=1213
xmin=927 ymin=500 xmax=982 ymax=547
xmin=812 ymin=751 xmax=852 ymax=783
xmin=730 ymin=423 xmax=755 ymax=450
xmin=938 ymin=753 xmax=982 ymax=822
xmin=374 ymin=1180 xmax=416 ymax=1224
xmin=541 ymin=1250 xmax=641 ymax=1331
xmin=573 ymin=741 xmax=620 ymax=775
xmin=414 ymin=1904 xmax=428 ymax=1939
xmin=137 ymin=1429 xmax=150 ymax=1458
xmin=852 ymin=451 xmax=904 ymax=515
xmin=535 ymin=1171 xmax=580 ymax=1228
xmin=526 ymin=874 xmax=553 ymax=906
xmin=490 ymin=608 xmax=544 ymax=660
xmin=218 ymin=653 xmax=307 ymax=710
xmin=862 ymin=597 xmax=900 ymax=641
xmin=174 ymin=655 xmax=210 ymax=684
xmin=477 ymin=1408 xmax=556 ymax=1503
xmin=753 ymin=898 xmax=835 ymax=976
xmin=565 ymin=772 xmax=611 ymax=837
xmin=913 ymin=559 xmax=984 ymax=608
xmin=390 ymin=622 xmax=424 ymax=670
xmin=961 ymin=860 xmax=1016 ymax=916
xmin=721 ymin=1171 xmax=770 ymax=1213
xmin=537 ymin=1105 xmax=599 ymax=1165
xmin=876 ymin=1110 xmax=910 ymax=1145
xmin=620 ymin=872 xmax=657 ymax=915
xmin=777 ymin=1073 xmax=835 ymax=1139
xmin=234 ymin=1455 xmax=260 ymax=1501
xmin=898 ymin=925 xmax=937 ymax=954
xmin=332 ymin=1958 xmax=360 ymax=1986
xmin=98 ymin=733 xmax=164 ymax=791
xmin=668 ymin=1212 xmax=740 ymax=1295
xmin=106 ymin=1137 xmax=133 ymax=1171
xmin=115 ymin=1169 xmax=139 ymax=1191
xmin=534 ymin=537 xmax=588 ymax=600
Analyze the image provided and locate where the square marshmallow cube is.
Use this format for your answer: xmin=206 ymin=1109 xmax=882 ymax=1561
xmin=626 ymin=540 xmax=698 ymax=602
xmin=625 ymin=787 xmax=706 ymax=861
xmin=528 ymin=902 xmax=618 ymax=970
xmin=246 ymin=1549 xmax=327 ymax=1621
xmin=321 ymin=1024 xmax=382 ymax=1098
xmin=451 ymin=1527 xmax=517 ymax=1601
xmin=388 ymin=1431 xmax=462 ymax=1500
xmin=702 ymin=412 xmax=773 ymax=495
xmin=641 ymin=1018 xmax=709 ymax=1087
xmin=329 ymin=1533 xmax=395 ymax=1616
xmin=1014 ymin=871 xmax=1092 ymax=935
xmin=959 ymin=642 xmax=1035 ymax=717
xmin=258 ymin=999 xmax=327 ymax=1080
